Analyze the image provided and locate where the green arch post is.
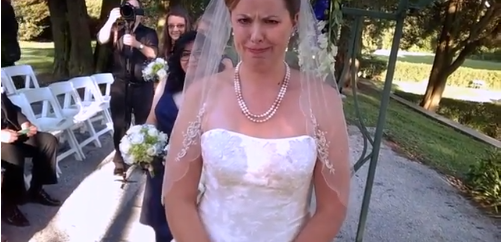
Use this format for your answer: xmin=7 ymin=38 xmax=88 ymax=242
xmin=337 ymin=0 xmax=435 ymax=241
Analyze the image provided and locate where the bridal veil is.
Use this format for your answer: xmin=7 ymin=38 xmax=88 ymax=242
xmin=163 ymin=0 xmax=351 ymax=208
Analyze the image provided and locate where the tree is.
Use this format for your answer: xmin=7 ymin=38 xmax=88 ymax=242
xmin=48 ymin=0 xmax=94 ymax=79
xmin=13 ymin=0 xmax=50 ymax=40
xmin=48 ymin=0 xmax=70 ymax=78
xmin=333 ymin=0 xmax=398 ymax=87
xmin=417 ymin=0 xmax=501 ymax=111
xmin=66 ymin=0 xmax=94 ymax=75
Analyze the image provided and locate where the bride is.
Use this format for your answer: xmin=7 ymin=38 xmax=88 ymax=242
xmin=162 ymin=0 xmax=351 ymax=241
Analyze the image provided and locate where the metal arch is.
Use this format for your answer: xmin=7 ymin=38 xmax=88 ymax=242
xmin=335 ymin=0 xmax=422 ymax=241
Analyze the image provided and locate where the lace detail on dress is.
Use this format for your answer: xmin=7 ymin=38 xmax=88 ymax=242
xmin=175 ymin=105 xmax=206 ymax=162
xmin=310 ymin=110 xmax=335 ymax=174
xmin=199 ymin=129 xmax=317 ymax=242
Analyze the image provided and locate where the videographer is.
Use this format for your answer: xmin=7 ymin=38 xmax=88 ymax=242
xmin=97 ymin=0 xmax=159 ymax=176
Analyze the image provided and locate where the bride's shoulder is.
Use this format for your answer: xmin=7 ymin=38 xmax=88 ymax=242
xmin=184 ymin=69 xmax=235 ymax=98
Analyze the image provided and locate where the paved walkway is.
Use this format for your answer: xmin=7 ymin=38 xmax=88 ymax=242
xmin=2 ymin=127 xmax=500 ymax=242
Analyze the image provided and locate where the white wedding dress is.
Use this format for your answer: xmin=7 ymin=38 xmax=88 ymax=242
xmin=199 ymin=128 xmax=317 ymax=242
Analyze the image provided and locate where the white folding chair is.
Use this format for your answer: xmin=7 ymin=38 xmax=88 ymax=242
xmin=89 ymin=73 xmax=114 ymax=126
xmin=8 ymin=92 xmax=73 ymax=179
xmin=70 ymin=76 xmax=113 ymax=135
xmin=90 ymin=73 xmax=114 ymax=105
xmin=1 ymin=69 xmax=17 ymax=95
xmin=20 ymin=88 xmax=84 ymax=165
xmin=49 ymin=81 xmax=102 ymax=150
xmin=7 ymin=93 xmax=37 ymax=122
xmin=2 ymin=65 xmax=41 ymax=92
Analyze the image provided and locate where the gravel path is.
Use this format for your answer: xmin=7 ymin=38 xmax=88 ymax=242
xmin=337 ymin=126 xmax=500 ymax=242
xmin=2 ymin=126 xmax=499 ymax=242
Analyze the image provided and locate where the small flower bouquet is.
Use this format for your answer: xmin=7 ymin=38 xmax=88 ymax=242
xmin=142 ymin=57 xmax=168 ymax=82
xmin=119 ymin=124 xmax=169 ymax=177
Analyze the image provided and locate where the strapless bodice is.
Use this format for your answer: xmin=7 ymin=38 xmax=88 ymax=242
xmin=199 ymin=129 xmax=317 ymax=242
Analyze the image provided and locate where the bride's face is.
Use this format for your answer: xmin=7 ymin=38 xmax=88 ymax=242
xmin=230 ymin=0 xmax=295 ymax=68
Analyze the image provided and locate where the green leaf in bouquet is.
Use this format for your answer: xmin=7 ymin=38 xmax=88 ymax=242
xmin=152 ymin=63 xmax=163 ymax=74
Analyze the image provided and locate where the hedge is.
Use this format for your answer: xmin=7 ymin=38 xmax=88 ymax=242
xmin=360 ymin=58 xmax=501 ymax=90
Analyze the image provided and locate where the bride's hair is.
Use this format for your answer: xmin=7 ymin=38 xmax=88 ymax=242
xmin=224 ymin=0 xmax=300 ymax=19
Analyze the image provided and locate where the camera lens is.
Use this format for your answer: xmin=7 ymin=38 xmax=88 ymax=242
xmin=120 ymin=4 xmax=134 ymax=19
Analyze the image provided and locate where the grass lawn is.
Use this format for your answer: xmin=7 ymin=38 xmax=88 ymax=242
xmin=373 ymin=54 xmax=501 ymax=71
xmin=342 ymin=88 xmax=493 ymax=178
xmin=387 ymin=81 xmax=501 ymax=102
xmin=18 ymin=41 xmax=97 ymax=76
xmin=18 ymin=41 xmax=55 ymax=74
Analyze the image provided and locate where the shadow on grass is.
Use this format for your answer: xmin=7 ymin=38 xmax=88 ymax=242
xmin=343 ymin=87 xmax=492 ymax=178
xmin=393 ymin=91 xmax=501 ymax=140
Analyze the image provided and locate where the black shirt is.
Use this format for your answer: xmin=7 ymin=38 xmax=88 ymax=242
xmin=110 ymin=24 xmax=159 ymax=83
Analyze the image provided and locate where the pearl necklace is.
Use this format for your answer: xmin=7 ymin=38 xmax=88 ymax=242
xmin=234 ymin=62 xmax=290 ymax=123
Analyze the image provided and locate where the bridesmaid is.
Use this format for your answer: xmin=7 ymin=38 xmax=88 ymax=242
xmin=159 ymin=6 xmax=192 ymax=59
xmin=140 ymin=31 xmax=202 ymax=242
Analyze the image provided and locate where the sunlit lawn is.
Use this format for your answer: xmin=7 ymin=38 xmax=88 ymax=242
xmin=371 ymin=80 xmax=501 ymax=103
xmin=18 ymin=41 xmax=97 ymax=76
xmin=374 ymin=53 xmax=501 ymax=71
xmin=18 ymin=41 xmax=55 ymax=74
xmin=342 ymin=89 xmax=492 ymax=178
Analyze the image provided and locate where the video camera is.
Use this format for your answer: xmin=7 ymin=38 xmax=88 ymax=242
xmin=119 ymin=2 xmax=144 ymax=22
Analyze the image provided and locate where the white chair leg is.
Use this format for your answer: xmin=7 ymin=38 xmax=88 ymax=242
xmin=85 ymin=119 xmax=102 ymax=148
xmin=103 ymin=109 xmax=114 ymax=134
xmin=100 ymin=113 xmax=107 ymax=125
xmin=66 ymin=129 xmax=85 ymax=160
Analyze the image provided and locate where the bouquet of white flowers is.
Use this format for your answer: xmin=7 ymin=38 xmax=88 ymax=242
xmin=119 ymin=124 xmax=168 ymax=177
xmin=142 ymin=57 xmax=168 ymax=82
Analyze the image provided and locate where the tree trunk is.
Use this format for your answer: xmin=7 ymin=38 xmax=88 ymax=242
xmin=419 ymin=0 xmax=459 ymax=111
xmin=66 ymin=0 xmax=94 ymax=76
xmin=420 ymin=37 xmax=452 ymax=111
xmin=420 ymin=63 xmax=449 ymax=112
xmin=344 ymin=58 xmax=360 ymax=89
xmin=335 ymin=24 xmax=350 ymax=84
xmin=48 ymin=0 xmax=71 ymax=80
xmin=93 ymin=0 xmax=121 ymax=73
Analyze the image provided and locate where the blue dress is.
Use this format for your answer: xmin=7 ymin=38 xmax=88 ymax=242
xmin=140 ymin=88 xmax=178 ymax=241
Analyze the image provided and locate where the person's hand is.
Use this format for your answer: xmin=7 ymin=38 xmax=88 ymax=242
xmin=108 ymin=7 xmax=121 ymax=23
xmin=21 ymin=122 xmax=37 ymax=137
xmin=1 ymin=129 xmax=18 ymax=143
xmin=157 ymin=69 xmax=167 ymax=81
xmin=123 ymin=34 xmax=140 ymax=48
